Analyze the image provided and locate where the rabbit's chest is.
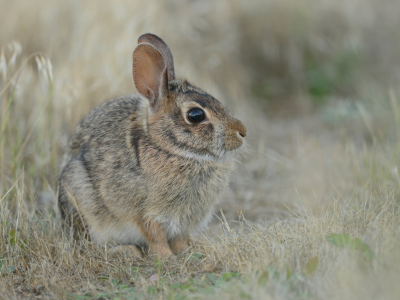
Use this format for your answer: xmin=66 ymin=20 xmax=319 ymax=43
xmin=144 ymin=160 xmax=232 ymax=227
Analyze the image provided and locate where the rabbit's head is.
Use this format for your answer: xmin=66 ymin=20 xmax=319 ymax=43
xmin=133 ymin=33 xmax=246 ymax=162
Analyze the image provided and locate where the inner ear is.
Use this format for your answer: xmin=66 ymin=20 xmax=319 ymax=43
xmin=138 ymin=33 xmax=175 ymax=82
xmin=132 ymin=43 xmax=168 ymax=109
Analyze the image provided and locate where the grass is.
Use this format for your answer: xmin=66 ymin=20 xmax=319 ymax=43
xmin=1 ymin=0 xmax=400 ymax=299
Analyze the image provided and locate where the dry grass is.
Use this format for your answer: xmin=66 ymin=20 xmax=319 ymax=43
xmin=1 ymin=0 xmax=400 ymax=299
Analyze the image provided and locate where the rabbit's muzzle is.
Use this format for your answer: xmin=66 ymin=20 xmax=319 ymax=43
xmin=223 ymin=118 xmax=247 ymax=151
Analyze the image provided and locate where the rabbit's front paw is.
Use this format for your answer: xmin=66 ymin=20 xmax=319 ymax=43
xmin=140 ymin=219 xmax=175 ymax=257
xmin=148 ymin=242 xmax=174 ymax=257
xmin=108 ymin=245 xmax=143 ymax=259
xmin=169 ymin=236 xmax=188 ymax=256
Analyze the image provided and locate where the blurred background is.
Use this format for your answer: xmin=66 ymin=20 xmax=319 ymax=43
xmin=1 ymin=0 xmax=400 ymax=223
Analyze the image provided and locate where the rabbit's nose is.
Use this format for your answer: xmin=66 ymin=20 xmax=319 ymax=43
xmin=232 ymin=119 xmax=247 ymax=138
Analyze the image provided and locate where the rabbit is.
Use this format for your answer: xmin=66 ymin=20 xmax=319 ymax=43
xmin=58 ymin=33 xmax=247 ymax=258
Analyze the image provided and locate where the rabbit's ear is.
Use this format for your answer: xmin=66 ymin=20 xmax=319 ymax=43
xmin=132 ymin=43 xmax=168 ymax=110
xmin=138 ymin=33 xmax=175 ymax=81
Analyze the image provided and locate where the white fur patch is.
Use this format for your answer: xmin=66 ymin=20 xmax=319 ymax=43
xmin=153 ymin=216 xmax=182 ymax=239
xmin=90 ymin=222 xmax=146 ymax=245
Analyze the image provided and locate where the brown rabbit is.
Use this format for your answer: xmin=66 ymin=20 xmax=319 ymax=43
xmin=58 ymin=33 xmax=247 ymax=257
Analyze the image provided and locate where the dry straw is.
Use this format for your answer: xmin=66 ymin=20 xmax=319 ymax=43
xmin=0 ymin=0 xmax=400 ymax=299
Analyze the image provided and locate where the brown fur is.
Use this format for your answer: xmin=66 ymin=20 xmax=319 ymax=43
xmin=58 ymin=34 xmax=246 ymax=257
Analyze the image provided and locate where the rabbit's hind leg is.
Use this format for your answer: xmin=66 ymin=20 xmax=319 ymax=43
xmin=58 ymin=159 xmax=93 ymax=237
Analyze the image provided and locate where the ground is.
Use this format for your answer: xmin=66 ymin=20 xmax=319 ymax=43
xmin=1 ymin=0 xmax=400 ymax=299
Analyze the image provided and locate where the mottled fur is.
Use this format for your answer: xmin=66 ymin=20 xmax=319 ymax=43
xmin=58 ymin=34 xmax=246 ymax=257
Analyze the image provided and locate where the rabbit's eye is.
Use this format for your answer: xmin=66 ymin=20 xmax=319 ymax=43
xmin=187 ymin=108 xmax=205 ymax=123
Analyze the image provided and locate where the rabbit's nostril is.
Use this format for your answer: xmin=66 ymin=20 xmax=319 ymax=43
xmin=238 ymin=125 xmax=247 ymax=138
xmin=231 ymin=119 xmax=247 ymax=139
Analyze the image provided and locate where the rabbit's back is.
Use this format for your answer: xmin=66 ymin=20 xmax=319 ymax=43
xmin=60 ymin=95 xmax=141 ymax=166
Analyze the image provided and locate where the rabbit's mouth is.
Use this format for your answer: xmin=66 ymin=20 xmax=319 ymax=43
xmin=223 ymin=129 xmax=246 ymax=152
xmin=224 ymin=133 xmax=245 ymax=151
xmin=214 ymin=136 xmax=247 ymax=162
